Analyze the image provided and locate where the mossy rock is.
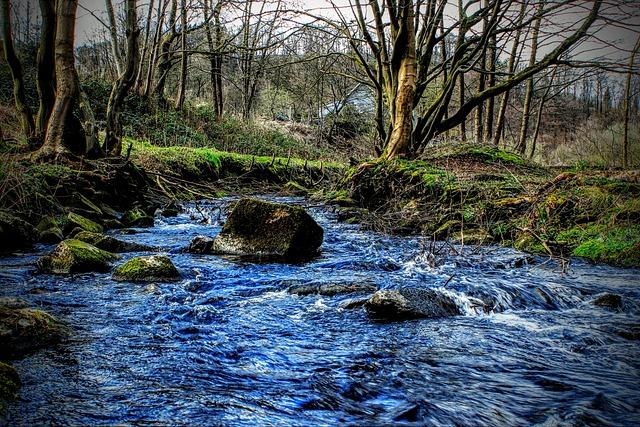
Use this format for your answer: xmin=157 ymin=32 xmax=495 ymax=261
xmin=65 ymin=212 xmax=103 ymax=234
xmin=36 ymin=239 xmax=120 ymax=274
xmin=365 ymin=288 xmax=461 ymax=321
xmin=39 ymin=227 xmax=64 ymax=244
xmin=160 ymin=202 xmax=181 ymax=218
xmin=187 ymin=235 xmax=215 ymax=253
xmin=74 ymin=231 xmax=152 ymax=253
xmin=121 ymin=208 xmax=154 ymax=227
xmin=103 ymin=219 xmax=125 ymax=229
xmin=112 ymin=255 xmax=180 ymax=282
xmin=0 ymin=361 xmax=20 ymax=412
xmin=0 ymin=306 xmax=68 ymax=358
xmin=210 ymin=198 xmax=324 ymax=261
xmin=0 ymin=210 xmax=38 ymax=252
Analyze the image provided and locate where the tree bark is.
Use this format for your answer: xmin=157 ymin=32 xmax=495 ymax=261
xmin=154 ymin=0 xmax=177 ymax=108
xmin=483 ymin=32 xmax=496 ymax=143
xmin=529 ymin=66 xmax=557 ymax=160
xmin=0 ymin=0 xmax=35 ymax=140
xmin=380 ymin=0 xmax=417 ymax=159
xmin=104 ymin=0 xmax=139 ymax=156
xmin=205 ymin=0 xmax=223 ymax=121
xmin=134 ymin=0 xmax=155 ymax=92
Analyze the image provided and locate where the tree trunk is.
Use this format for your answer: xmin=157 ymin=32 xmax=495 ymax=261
xmin=36 ymin=0 xmax=86 ymax=160
xmin=1 ymin=0 xmax=35 ymax=140
xmin=483 ymin=33 xmax=496 ymax=143
xmin=142 ymin=0 xmax=166 ymax=98
xmin=36 ymin=0 xmax=56 ymax=140
xmin=459 ymin=73 xmax=466 ymax=142
xmin=474 ymin=8 xmax=488 ymax=145
xmin=105 ymin=0 xmax=123 ymax=76
xmin=623 ymin=35 xmax=640 ymax=168
xmin=174 ymin=0 xmax=187 ymax=109
xmin=205 ymin=0 xmax=223 ymax=121
xmin=529 ymin=66 xmax=557 ymax=160
xmin=104 ymin=0 xmax=139 ymax=156
xmin=154 ymin=0 xmax=177 ymax=109
xmin=134 ymin=0 xmax=155 ymax=92
xmin=381 ymin=0 xmax=416 ymax=159
xmin=493 ymin=2 xmax=526 ymax=146
xmin=516 ymin=1 xmax=544 ymax=155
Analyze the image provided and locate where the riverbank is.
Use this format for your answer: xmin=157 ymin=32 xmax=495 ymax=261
xmin=331 ymin=144 xmax=640 ymax=267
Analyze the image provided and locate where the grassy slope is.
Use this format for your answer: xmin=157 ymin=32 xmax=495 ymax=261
xmin=344 ymin=145 xmax=640 ymax=267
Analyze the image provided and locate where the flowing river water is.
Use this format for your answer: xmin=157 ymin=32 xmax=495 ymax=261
xmin=1 ymin=196 xmax=639 ymax=426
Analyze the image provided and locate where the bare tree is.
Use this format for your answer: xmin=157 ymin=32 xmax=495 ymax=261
xmin=623 ymin=35 xmax=640 ymax=168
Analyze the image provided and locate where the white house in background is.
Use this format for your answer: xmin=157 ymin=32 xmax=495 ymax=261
xmin=319 ymin=84 xmax=375 ymax=119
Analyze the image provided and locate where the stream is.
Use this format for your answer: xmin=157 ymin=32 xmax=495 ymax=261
xmin=1 ymin=196 xmax=639 ymax=426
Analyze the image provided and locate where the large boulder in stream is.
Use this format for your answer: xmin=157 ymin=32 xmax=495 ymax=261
xmin=120 ymin=207 xmax=154 ymax=228
xmin=112 ymin=255 xmax=180 ymax=282
xmin=201 ymin=198 xmax=323 ymax=261
xmin=74 ymin=231 xmax=153 ymax=253
xmin=36 ymin=239 xmax=120 ymax=274
xmin=0 ymin=306 xmax=68 ymax=358
xmin=0 ymin=210 xmax=38 ymax=252
xmin=288 ymin=282 xmax=378 ymax=297
xmin=365 ymin=288 xmax=461 ymax=321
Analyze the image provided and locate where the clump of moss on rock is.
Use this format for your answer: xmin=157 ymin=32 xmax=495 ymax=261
xmin=36 ymin=216 xmax=64 ymax=243
xmin=65 ymin=212 xmax=103 ymax=234
xmin=112 ymin=255 xmax=180 ymax=282
xmin=207 ymin=198 xmax=324 ymax=261
xmin=0 ymin=306 xmax=68 ymax=358
xmin=74 ymin=231 xmax=152 ymax=252
xmin=37 ymin=239 xmax=120 ymax=274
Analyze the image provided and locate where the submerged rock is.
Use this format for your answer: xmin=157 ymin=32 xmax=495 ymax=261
xmin=74 ymin=231 xmax=152 ymax=253
xmin=121 ymin=208 xmax=154 ymax=227
xmin=209 ymin=198 xmax=323 ymax=260
xmin=591 ymin=293 xmax=623 ymax=311
xmin=36 ymin=239 xmax=120 ymax=274
xmin=188 ymin=235 xmax=215 ymax=253
xmin=0 ymin=210 xmax=38 ymax=252
xmin=288 ymin=282 xmax=378 ymax=297
xmin=365 ymin=288 xmax=461 ymax=320
xmin=0 ymin=306 xmax=67 ymax=358
xmin=65 ymin=212 xmax=103 ymax=234
xmin=112 ymin=255 xmax=180 ymax=282
xmin=0 ymin=361 xmax=20 ymax=410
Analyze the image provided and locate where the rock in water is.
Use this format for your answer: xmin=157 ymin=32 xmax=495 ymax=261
xmin=74 ymin=231 xmax=152 ymax=252
xmin=112 ymin=255 xmax=180 ymax=282
xmin=36 ymin=239 xmax=120 ymax=274
xmin=210 ymin=198 xmax=323 ymax=261
xmin=120 ymin=208 xmax=154 ymax=227
xmin=365 ymin=288 xmax=461 ymax=320
xmin=0 ymin=210 xmax=37 ymax=252
xmin=591 ymin=293 xmax=623 ymax=311
xmin=65 ymin=212 xmax=103 ymax=234
xmin=188 ymin=235 xmax=215 ymax=253
xmin=0 ymin=306 xmax=68 ymax=358
xmin=288 ymin=282 xmax=378 ymax=296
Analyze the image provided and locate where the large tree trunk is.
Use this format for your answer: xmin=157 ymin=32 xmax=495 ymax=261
xmin=36 ymin=0 xmax=56 ymax=141
xmin=104 ymin=0 xmax=139 ymax=156
xmin=623 ymin=35 xmax=640 ymax=168
xmin=516 ymin=1 xmax=544 ymax=155
xmin=35 ymin=0 xmax=100 ymax=161
xmin=381 ymin=0 xmax=416 ymax=160
xmin=483 ymin=33 xmax=496 ymax=143
xmin=1 ymin=0 xmax=35 ymax=140
xmin=142 ymin=0 xmax=166 ymax=98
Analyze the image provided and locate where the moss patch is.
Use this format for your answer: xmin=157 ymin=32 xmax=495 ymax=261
xmin=113 ymin=255 xmax=180 ymax=282
xmin=66 ymin=212 xmax=103 ymax=234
